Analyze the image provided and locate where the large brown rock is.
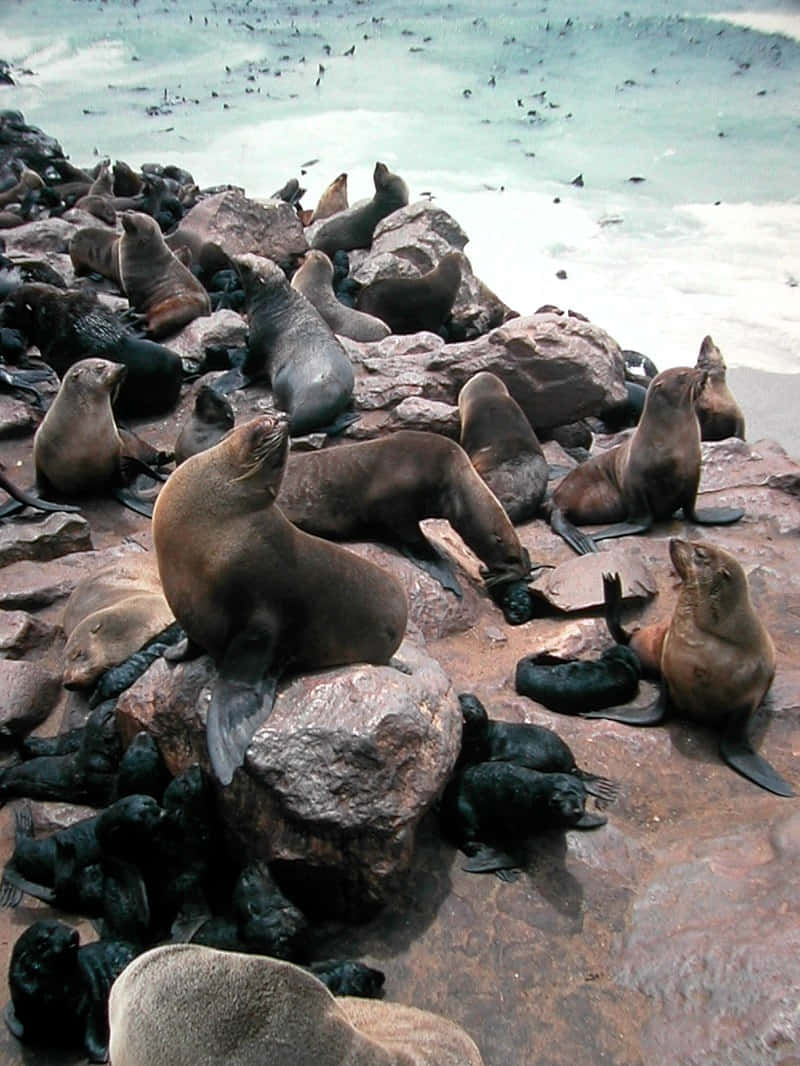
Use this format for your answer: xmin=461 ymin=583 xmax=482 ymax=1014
xmin=0 ymin=659 xmax=61 ymax=737
xmin=0 ymin=512 xmax=92 ymax=568
xmin=1 ymin=216 xmax=76 ymax=254
xmin=116 ymin=638 xmax=459 ymax=916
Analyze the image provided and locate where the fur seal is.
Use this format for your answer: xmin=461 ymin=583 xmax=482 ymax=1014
xmin=235 ymin=252 xmax=355 ymax=436
xmin=458 ymin=371 xmax=548 ymax=523
xmin=593 ymin=546 xmax=793 ymax=796
xmin=514 ymin=646 xmax=641 ymax=716
xmin=0 ymin=461 xmax=80 ymax=516
xmin=174 ymin=384 xmax=234 ymax=464
xmin=277 ymin=429 xmax=533 ymax=601
xmin=550 ymin=366 xmax=744 ymax=554
xmin=355 ymin=251 xmax=463 ymax=336
xmin=68 ymin=226 xmax=121 ymax=284
xmin=152 ymin=413 xmax=408 ymax=784
xmin=108 ymin=943 xmax=485 ymax=1066
xmin=290 ymin=249 xmax=390 ymax=341
xmin=0 ymin=282 xmax=183 ymax=415
xmin=118 ymin=211 xmax=210 ymax=338
xmin=309 ymin=162 xmax=409 ymax=256
xmin=310 ymin=172 xmax=348 ymax=222
xmin=440 ymin=763 xmax=606 ymax=875
xmin=694 ymin=335 xmax=746 ymax=441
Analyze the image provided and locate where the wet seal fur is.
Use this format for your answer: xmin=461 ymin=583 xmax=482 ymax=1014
xmin=236 ymin=252 xmax=355 ymax=436
xmin=152 ymin=413 xmax=408 ymax=784
xmin=514 ymin=646 xmax=641 ymax=716
xmin=118 ymin=211 xmax=210 ymax=338
xmin=291 ymin=249 xmax=390 ymax=342
xmin=355 ymin=251 xmax=463 ymax=336
xmin=550 ymin=365 xmax=744 ymax=554
xmin=694 ymin=335 xmax=745 ymax=441
xmin=458 ymin=371 xmax=548 ymax=524
xmin=309 ymin=161 xmax=409 ymax=257
xmin=108 ymin=943 xmax=485 ymax=1066
xmin=596 ymin=548 xmax=793 ymax=796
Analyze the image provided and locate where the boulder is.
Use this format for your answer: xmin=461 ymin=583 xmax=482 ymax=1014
xmin=1 ymin=216 xmax=77 ymax=254
xmin=0 ymin=610 xmax=58 ymax=659
xmin=0 ymin=512 xmax=92 ymax=568
xmin=0 ymin=113 xmax=64 ymax=172
xmin=0 ymin=659 xmax=61 ymax=737
xmin=165 ymin=308 xmax=249 ymax=361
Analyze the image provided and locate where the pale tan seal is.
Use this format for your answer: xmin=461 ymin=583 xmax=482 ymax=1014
xmin=550 ymin=366 xmax=744 ymax=554
xmin=152 ymin=413 xmax=408 ymax=784
xmin=108 ymin=944 xmax=484 ymax=1066
xmin=694 ymin=335 xmax=746 ymax=441
xmin=68 ymin=227 xmax=121 ymax=285
xmin=118 ymin=211 xmax=211 ymax=338
xmin=596 ymin=541 xmax=793 ymax=796
xmin=309 ymin=162 xmax=409 ymax=256
xmin=310 ymin=171 xmax=348 ymax=223
xmin=458 ymin=371 xmax=548 ymax=524
xmin=290 ymin=250 xmax=390 ymax=341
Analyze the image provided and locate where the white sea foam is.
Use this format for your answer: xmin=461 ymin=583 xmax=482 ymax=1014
xmin=705 ymin=11 xmax=800 ymax=42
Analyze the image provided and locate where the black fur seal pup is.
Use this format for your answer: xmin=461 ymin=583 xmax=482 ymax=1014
xmin=6 ymin=920 xmax=137 ymax=1062
xmin=440 ymin=762 xmax=607 ymax=876
xmin=174 ymin=384 xmax=234 ymax=465
xmin=457 ymin=693 xmax=618 ymax=803
xmin=514 ymin=646 xmax=642 ymax=716
xmin=309 ymin=161 xmax=409 ymax=256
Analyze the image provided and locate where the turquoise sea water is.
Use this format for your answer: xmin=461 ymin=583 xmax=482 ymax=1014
xmin=1 ymin=0 xmax=799 ymax=373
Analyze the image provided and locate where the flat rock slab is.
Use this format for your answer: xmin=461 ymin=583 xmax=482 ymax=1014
xmin=0 ymin=512 xmax=92 ymax=568
xmin=529 ymin=548 xmax=657 ymax=613
xmin=0 ymin=542 xmax=149 ymax=611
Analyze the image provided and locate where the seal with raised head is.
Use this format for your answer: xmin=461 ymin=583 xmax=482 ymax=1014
xmin=458 ymin=371 xmax=548 ymax=524
xmin=549 ymin=365 xmax=744 ymax=554
xmin=235 ymin=252 xmax=355 ymax=436
xmin=290 ymin=249 xmax=390 ymax=341
xmin=277 ymin=429 xmax=533 ymax=602
xmin=592 ymin=544 xmax=793 ymax=796
xmin=309 ymin=161 xmax=409 ymax=256
xmin=68 ymin=226 xmax=121 ymax=284
xmin=118 ymin=210 xmax=210 ymax=338
xmin=694 ymin=334 xmax=745 ymax=441
xmin=174 ymin=384 xmax=235 ymax=465
xmin=310 ymin=172 xmax=348 ymax=223
xmin=152 ymin=413 xmax=408 ymax=785
xmin=355 ymin=251 xmax=463 ymax=336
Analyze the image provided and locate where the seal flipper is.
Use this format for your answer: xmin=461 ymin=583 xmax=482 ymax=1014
xmin=0 ymin=469 xmax=82 ymax=516
xmin=573 ymin=811 xmax=607 ymax=829
xmin=603 ymin=571 xmax=633 ymax=645
xmin=3 ymin=1002 xmax=24 ymax=1040
xmin=577 ymin=772 xmax=619 ymax=804
xmin=589 ymin=517 xmax=653 ymax=541
xmin=462 ymin=843 xmax=520 ymax=876
xmin=681 ymin=504 xmax=744 ymax=526
xmin=399 ymin=540 xmax=463 ymax=596
xmin=549 ymin=504 xmax=598 ymax=555
xmin=207 ymin=630 xmax=283 ymax=786
xmin=719 ymin=711 xmax=794 ymax=796
xmin=111 ymin=485 xmax=154 ymax=518
xmin=581 ymin=683 xmax=669 ymax=724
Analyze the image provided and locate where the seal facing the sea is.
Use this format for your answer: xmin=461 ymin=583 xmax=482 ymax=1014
xmin=355 ymin=251 xmax=463 ymax=336
xmin=118 ymin=210 xmax=210 ymax=338
xmin=549 ymin=365 xmax=744 ymax=553
xmin=290 ymin=249 xmax=390 ymax=341
xmin=458 ymin=371 xmax=548 ymax=523
xmin=309 ymin=162 xmax=409 ymax=256
xmin=236 ymin=253 xmax=355 ymax=436
xmin=152 ymin=413 xmax=408 ymax=784
xmin=595 ymin=546 xmax=794 ymax=796
xmin=693 ymin=334 xmax=745 ymax=441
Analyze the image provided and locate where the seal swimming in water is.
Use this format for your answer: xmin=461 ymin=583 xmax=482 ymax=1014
xmin=108 ymin=943 xmax=485 ymax=1066
xmin=309 ymin=162 xmax=409 ymax=257
xmin=549 ymin=366 xmax=745 ymax=554
xmin=694 ymin=335 xmax=746 ymax=441
xmin=290 ymin=249 xmax=390 ymax=341
xmin=594 ymin=546 xmax=793 ymax=796
xmin=235 ymin=253 xmax=355 ymax=436
xmin=152 ymin=413 xmax=408 ymax=784
xmin=458 ymin=371 xmax=548 ymax=524
xmin=355 ymin=251 xmax=463 ymax=336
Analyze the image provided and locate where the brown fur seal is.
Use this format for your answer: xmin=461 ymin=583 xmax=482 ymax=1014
xmin=290 ymin=250 xmax=390 ymax=342
xmin=174 ymin=384 xmax=235 ymax=465
xmin=550 ymin=365 xmax=744 ymax=554
xmin=152 ymin=413 xmax=407 ymax=784
xmin=310 ymin=172 xmax=348 ymax=223
xmin=598 ymin=547 xmax=793 ymax=796
xmin=694 ymin=335 xmax=746 ymax=441
xmin=277 ymin=430 xmax=532 ymax=592
xmin=68 ymin=227 xmax=121 ymax=284
xmin=355 ymin=251 xmax=463 ymax=336
xmin=0 ymin=166 xmax=43 ymax=208
xmin=309 ymin=162 xmax=409 ymax=257
xmin=458 ymin=371 xmax=548 ymax=524
xmin=118 ymin=211 xmax=210 ymax=338
xmin=235 ymin=252 xmax=355 ymax=436
xmin=108 ymin=944 xmax=484 ymax=1066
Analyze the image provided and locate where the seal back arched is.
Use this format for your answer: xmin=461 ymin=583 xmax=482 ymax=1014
xmin=152 ymin=414 xmax=407 ymax=784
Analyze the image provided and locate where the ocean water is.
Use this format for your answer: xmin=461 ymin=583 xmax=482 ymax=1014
xmin=1 ymin=0 xmax=799 ymax=374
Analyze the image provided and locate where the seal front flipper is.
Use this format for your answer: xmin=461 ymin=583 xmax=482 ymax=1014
xmin=581 ymin=684 xmax=669 ymax=724
xmin=680 ymin=504 xmax=744 ymax=526
xmin=207 ymin=630 xmax=283 ymax=786
xmin=577 ymin=773 xmax=620 ymax=805
xmin=603 ymin=571 xmax=633 ymax=645
xmin=719 ymin=710 xmax=794 ymax=796
xmin=461 ymin=843 xmax=520 ymax=876
xmin=573 ymin=811 xmax=607 ymax=829
xmin=549 ymin=504 xmax=598 ymax=555
xmin=399 ymin=541 xmax=463 ymax=596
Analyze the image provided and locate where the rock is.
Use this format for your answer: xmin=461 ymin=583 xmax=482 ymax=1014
xmin=0 ymin=542 xmax=149 ymax=611
xmin=1 ymin=216 xmax=77 ymax=254
xmin=0 ymin=113 xmax=64 ymax=172
xmin=116 ymin=638 xmax=459 ymax=916
xmin=0 ymin=610 xmax=58 ymax=659
xmin=0 ymin=397 xmax=39 ymax=439
xmin=341 ymin=313 xmax=627 ymax=433
xmin=165 ymin=308 xmax=249 ymax=360
xmin=29 ymin=801 xmax=100 ymax=835
xmin=168 ymin=190 xmax=308 ymax=273
xmin=529 ymin=548 xmax=657 ymax=613
xmin=0 ymin=659 xmax=61 ymax=737
xmin=0 ymin=512 xmax=92 ymax=568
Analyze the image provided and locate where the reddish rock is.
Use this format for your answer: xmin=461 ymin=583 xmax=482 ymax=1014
xmin=0 ymin=610 xmax=58 ymax=659
xmin=0 ymin=542 xmax=149 ymax=611
xmin=0 ymin=512 xmax=92 ymax=568
xmin=0 ymin=659 xmax=61 ymax=737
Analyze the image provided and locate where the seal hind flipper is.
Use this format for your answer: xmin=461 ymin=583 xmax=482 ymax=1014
xmin=588 ymin=517 xmax=653 ymax=541
xmin=111 ymin=485 xmax=154 ymax=518
xmin=549 ymin=505 xmax=599 ymax=555
xmin=207 ymin=631 xmax=283 ymax=786
xmin=719 ymin=714 xmax=794 ymax=796
xmin=462 ymin=844 xmax=520 ymax=875
xmin=581 ymin=684 xmax=669 ymax=724
xmin=577 ymin=773 xmax=619 ymax=804
xmin=573 ymin=811 xmax=607 ymax=829
xmin=0 ymin=468 xmax=82 ymax=516
xmin=681 ymin=504 xmax=745 ymax=526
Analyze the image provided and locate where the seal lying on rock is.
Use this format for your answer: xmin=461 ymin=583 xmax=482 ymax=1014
xmin=108 ymin=943 xmax=485 ymax=1066
xmin=596 ymin=550 xmax=793 ymax=796
xmin=152 ymin=413 xmax=408 ymax=785
xmin=549 ymin=366 xmax=744 ymax=554
xmin=514 ymin=646 xmax=642 ymax=717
